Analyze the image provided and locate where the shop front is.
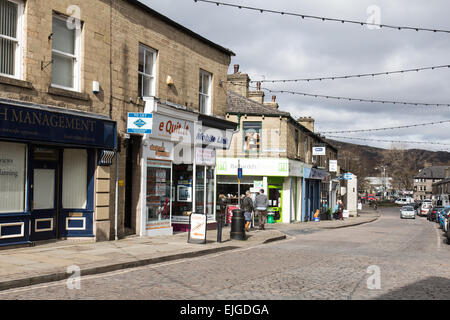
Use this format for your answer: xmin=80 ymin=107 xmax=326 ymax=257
xmin=302 ymin=167 xmax=328 ymax=222
xmin=0 ymin=99 xmax=116 ymax=247
xmin=216 ymin=157 xmax=305 ymax=224
xmin=138 ymin=99 xmax=235 ymax=236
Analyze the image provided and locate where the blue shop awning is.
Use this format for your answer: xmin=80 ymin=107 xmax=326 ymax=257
xmin=0 ymin=99 xmax=117 ymax=150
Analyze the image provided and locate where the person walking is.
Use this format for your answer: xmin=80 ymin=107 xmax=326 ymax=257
xmin=337 ymin=200 xmax=344 ymax=221
xmin=254 ymin=189 xmax=269 ymax=230
xmin=241 ymin=190 xmax=254 ymax=232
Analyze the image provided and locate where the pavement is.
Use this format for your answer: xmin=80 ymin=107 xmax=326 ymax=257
xmin=0 ymin=208 xmax=380 ymax=292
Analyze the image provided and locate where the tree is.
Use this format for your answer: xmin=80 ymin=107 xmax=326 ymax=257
xmin=382 ymin=144 xmax=420 ymax=191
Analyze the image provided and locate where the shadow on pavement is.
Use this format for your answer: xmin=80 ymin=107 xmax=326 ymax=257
xmin=375 ymin=277 xmax=450 ymax=300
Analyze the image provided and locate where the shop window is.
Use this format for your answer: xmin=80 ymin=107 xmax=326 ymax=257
xmin=0 ymin=0 xmax=23 ymax=78
xmin=243 ymin=121 xmax=261 ymax=153
xmin=199 ymin=69 xmax=212 ymax=115
xmin=0 ymin=141 xmax=26 ymax=213
xmin=138 ymin=44 xmax=157 ymax=98
xmin=51 ymin=13 xmax=82 ymax=91
xmin=62 ymin=149 xmax=87 ymax=209
xmin=172 ymin=164 xmax=193 ymax=217
xmin=195 ymin=165 xmax=205 ymax=213
xmin=146 ymin=164 xmax=171 ymax=222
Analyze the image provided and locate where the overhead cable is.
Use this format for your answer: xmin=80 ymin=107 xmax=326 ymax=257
xmin=251 ymin=64 xmax=450 ymax=83
xmin=193 ymin=0 xmax=450 ymax=34
xmin=318 ymin=119 xmax=450 ymax=134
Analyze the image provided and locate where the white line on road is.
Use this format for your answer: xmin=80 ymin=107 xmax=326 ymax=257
xmin=435 ymin=225 xmax=442 ymax=251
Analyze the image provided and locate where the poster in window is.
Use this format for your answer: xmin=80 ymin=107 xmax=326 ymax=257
xmin=244 ymin=131 xmax=260 ymax=152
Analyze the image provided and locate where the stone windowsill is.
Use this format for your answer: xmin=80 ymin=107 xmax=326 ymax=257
xmin=48 ymin=86 xmax=90 ymax=101
xmin=0 ymin=75 xmax=33 ymax=89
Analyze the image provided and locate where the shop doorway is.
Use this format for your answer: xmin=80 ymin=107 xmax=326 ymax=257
xmin=124 ymin=136 xmax=140 ymax=235
xmin=30 ymin=147 xmax=60 ymax=241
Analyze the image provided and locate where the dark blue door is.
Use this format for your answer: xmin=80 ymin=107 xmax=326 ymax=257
xmin=30 ymin=159 xmax=59 ymax=241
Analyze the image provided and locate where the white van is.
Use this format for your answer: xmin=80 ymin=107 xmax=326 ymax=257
xmin=395 ymin=198 xmax=413 ymax=205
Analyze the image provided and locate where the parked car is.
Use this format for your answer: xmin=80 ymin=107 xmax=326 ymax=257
xmin=428 ymin=206 xmax=444 ymax=221
xmin=400 ymin=206 xmax=415 ymax=219
xmin=419 ymin=200 xmax=432 ymax=216
xmin=395 ymin=198 xmax=414 ymax=206
xmin=437 ymin=207 xmax=450 ymax=229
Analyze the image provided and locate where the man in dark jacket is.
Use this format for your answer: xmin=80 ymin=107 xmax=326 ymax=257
xmin=254 ymin=189 xmax=269 ymax=230
xmin=241 ymin=190 xmax=254 ymax=231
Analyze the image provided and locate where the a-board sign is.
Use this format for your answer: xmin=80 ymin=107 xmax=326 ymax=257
xmin=188 ymin=213 xmax=207 ymax=244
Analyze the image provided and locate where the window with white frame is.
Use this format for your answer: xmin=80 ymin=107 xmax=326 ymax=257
xmin=0 ymin=0 xmax=23 ymax=79
xmin=138 ymin=44 xmax=156 ymax=98
xmin=51 ymin=13 xmax=82 ymax=91
xmin=199 ymin=69 xmax=212 ymax=114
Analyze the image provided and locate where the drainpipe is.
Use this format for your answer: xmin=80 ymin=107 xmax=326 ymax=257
xmin=114 ymin=148 xmax=119 ymax=241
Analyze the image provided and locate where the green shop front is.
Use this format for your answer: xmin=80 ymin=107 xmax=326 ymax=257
xmin=0 ymin=99 xmax=116 ymax=247
xmin=216 ymin=157 xmax=307 ymax=223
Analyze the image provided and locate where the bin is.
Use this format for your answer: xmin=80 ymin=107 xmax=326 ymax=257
xmin=267 ymin=212 xmax=275 ymax=224
xmin=230 ymin=209 xmax=246 ymax=240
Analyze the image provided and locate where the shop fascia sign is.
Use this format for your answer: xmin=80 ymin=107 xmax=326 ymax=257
xmin=145 ymin=139 xmax=174 ymax=161
xmin=216 ymin=158 xmax=292 ymax=177
xmin=312 ymin=146 xmax=326 ymax=156
xmin=149 ymin=114 xmax=194 ymax=143
xmin=194 ymin=125 xmax=233 ymax=150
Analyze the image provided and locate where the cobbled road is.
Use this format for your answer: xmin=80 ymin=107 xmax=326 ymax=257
xmin=2 ymin=207 xmax=450 ymax=300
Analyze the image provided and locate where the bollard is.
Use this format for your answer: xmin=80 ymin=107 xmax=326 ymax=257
xmin=230 ymin=209 xmax=246 ymax=240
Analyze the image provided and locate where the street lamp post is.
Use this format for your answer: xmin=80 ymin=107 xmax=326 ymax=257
xmin=375 ymin=165 xmax=388 ymax=200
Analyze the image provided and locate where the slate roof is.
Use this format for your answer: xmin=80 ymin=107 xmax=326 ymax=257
xmin=226 ymin=91 xmax=290 ymax=116
xmin=127 ymin=0 xmax=235 ymax=57
xmin=415 ymin=166 xmax=449 ymax=179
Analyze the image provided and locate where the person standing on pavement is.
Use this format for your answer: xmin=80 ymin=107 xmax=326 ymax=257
xmin=242 ymin=190 xmax=254 ymax=232
xmin=254 ymin=189 xmax=269 ymax=230
xmin=337 ymin=200 xmax=345 ymax=220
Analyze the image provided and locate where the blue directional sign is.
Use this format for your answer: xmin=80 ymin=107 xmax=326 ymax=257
xmin=237 ymin=168 xmax=243 ymax=179
xmin=343 ymin=173 xmax=353 ymax=180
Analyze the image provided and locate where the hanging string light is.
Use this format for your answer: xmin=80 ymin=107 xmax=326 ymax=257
xmin=318 ymin=119 xmax=450 ymax=134
xmin=324 ymin=135 xmax=450 ymax=146
xmin=251 ymin=64 xmax=450 ymax=83
xmin=254 ymin=85 xmax=450 ymax=107
xmin=193 ymin=0 xmax=450 ymax=34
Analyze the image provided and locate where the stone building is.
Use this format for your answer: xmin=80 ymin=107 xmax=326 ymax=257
xmin=216 ymin=66 xmax=338 ymax=223
xmin=414 ymin=165 xmax=449 ymax=201
xmin=0 ymin=0 xmax=236 ymax=246
xmin=0 ymin=0 xmax=116 ymax=246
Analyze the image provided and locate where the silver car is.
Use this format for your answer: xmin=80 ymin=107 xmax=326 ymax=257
xmin=400 ymin=206 xmax=415 ymax=219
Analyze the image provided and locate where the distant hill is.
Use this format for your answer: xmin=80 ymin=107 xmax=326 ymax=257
xmin=324 ymin=139 xmax=450 ymax=189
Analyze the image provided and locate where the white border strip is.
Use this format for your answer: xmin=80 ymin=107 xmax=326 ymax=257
xmin=34 ymin=218 xmax=54 ymax=232
xmin=0 ymin=222 xmax=25 ymax=239
xmin=65 ymin=217 xmax=86 ymax=231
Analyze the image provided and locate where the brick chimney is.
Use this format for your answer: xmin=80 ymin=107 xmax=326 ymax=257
xmin=227 ymin=64 xmax=250 ymax=98
xmin=248 ymin=81 xmax=265 ymax=104
xmin=297 ymin=116 xmax=315 ymax=132
xmin=263 ymin=95 xmax=279 ymax=109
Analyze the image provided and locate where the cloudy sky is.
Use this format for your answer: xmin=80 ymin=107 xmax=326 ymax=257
xmin=142 ymin=0 xmax=450 ymax=152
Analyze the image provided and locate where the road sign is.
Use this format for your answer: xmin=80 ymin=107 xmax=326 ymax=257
xmin=237 ymin=168 xmax=243 ymax=179
xmin=343 ymin=173 xmax=353 ymax=180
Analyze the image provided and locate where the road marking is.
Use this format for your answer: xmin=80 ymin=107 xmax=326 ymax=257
xmin=435 ymin=224 xmax=442 ymax=250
